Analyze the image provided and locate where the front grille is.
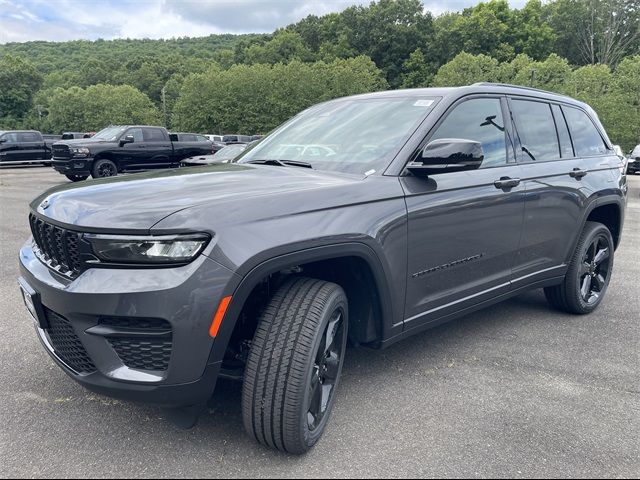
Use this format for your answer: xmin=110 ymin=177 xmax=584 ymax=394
xmin=29 ymin=214 xmax=82 ymax=278
xmin=44 ymin=308 xmax=96 ymax=374
xmin=101 ymin=317 xmax=173 ymax=371
xmin=52 ymin=144 xmax=71 ymax=160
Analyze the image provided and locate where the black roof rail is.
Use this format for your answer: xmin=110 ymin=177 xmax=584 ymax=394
xmin=472 ymin=82 xmax=572 ymax=98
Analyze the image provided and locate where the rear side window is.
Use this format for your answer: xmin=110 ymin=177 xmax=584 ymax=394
xmin=429 ymin=98 xmax=507 ymax=168
xmin=144 ymin=128 xmax=168 ymax=142
xmin=551 ymin=105 xmax=574 ymax=158
xmin=562 ymin=107 xmax=608 ymax=157
xmin=511 ymin=100 xmax=559 ymax=162
xmin=18 ymin=132 xmax=41 ymax=142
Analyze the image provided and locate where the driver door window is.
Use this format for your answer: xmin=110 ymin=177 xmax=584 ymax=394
xmin=429 ymin=98 xmax=508 ymax=168
xmin=126 ymin=128 xmax=144 ymax=143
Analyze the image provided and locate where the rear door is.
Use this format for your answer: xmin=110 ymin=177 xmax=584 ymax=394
xmin=18 ymin=132 xmax=46 ymax=160
xmin=400 ymin=96 xmax=525 ymax=330
xmin=509 ymin=97 xmax=615 ymax=288
xmin=141 ymin=127 xmax=174 ymax=168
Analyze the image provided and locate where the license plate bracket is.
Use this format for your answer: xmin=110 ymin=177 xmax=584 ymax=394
xmin=18 ymin=278 xmax=49 ymax=329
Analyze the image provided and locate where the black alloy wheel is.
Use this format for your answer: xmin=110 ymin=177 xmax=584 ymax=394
xmin=307 ymin=308 xmax=346 ymax=432
xmin=545 ymin=221 xmax=614 ymax=314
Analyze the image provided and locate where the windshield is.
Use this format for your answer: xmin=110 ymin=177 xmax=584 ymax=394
xmin=93 ymin=126 xmax=127 ymax=141
xmin=217 ymin=144 xmax=246 ymax=160
xmin=238 ymin=96 xmax=438 ymax=175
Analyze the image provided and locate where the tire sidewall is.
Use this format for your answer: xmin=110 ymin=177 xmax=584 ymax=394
xmin=92 ymin=159 xmax=117 ymax=178
xmin=297 ymin=289 xmax=348 ymax=450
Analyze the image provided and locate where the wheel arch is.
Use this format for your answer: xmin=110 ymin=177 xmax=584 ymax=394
xmin=208 ymin=242 xmax=395 ymax=365
xmin=93 ymin=153 xmax=120 ymax=171
xmin=567 ymin=196 xmax=624 ymax=264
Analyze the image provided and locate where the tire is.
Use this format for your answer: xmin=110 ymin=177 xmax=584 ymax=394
xmin=242 ymin=277 xmax=348 ymax=454
xmin=544 ymin=221 xmax=614 ymax=314
xmin=65 ymin=174 xmax=88 ymax=182
xmin=91 ymin=159 xmax=117 ymax=178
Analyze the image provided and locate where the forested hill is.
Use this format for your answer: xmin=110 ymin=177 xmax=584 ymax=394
xmin=0 ymin=34 xmax=262 ymax=73
xmin=0 ymin=0 xmax=638 ymax=149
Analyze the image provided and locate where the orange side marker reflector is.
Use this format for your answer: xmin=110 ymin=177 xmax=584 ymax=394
xmin=209 ymin=296 xmax=232 ymax=338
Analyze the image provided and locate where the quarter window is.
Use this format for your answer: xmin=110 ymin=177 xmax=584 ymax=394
xmin=511 ymin=100 xmax=559 ymax=162
xmin=429 ymin=98 xmax=507 ymax=168
xmin=562 ymin=106 xmax=608 ymax=157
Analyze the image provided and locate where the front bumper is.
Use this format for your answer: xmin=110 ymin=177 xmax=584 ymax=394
xmin=52 ymin=157 xmax=92 ymax=176
xmin=19 ymin=241 xmax=238 ymax=407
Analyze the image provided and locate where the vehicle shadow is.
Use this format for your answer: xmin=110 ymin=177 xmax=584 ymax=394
xmin=193 ymin=288 xmax=561 ymax=446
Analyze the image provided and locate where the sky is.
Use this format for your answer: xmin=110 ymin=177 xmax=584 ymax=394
xmin=0 ymin=0 xmax=527 ymax=44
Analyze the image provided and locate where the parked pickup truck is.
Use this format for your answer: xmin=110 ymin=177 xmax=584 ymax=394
xmin=51 ymin=125 xmax=214 ymax=181
xmin=0 ymin=130 xmax=54 ymax=165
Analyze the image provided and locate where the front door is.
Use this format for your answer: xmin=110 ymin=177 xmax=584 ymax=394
xmin=400 ymin=96 xmax=525 ymax=331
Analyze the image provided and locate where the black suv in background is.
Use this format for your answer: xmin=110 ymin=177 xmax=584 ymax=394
xmin=19 ymin=84 xmax=627 ymax=454
xmin=51 ymin=125 xmax=213 ymax=181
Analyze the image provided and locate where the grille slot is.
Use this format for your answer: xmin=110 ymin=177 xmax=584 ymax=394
xmin=44 ymin=309 xmax=96 ymax=374
xmin=108 ymin=338 xmax=172 ymax=371
xmin=29 ymin=214 xmax=82 ymax=278
xmin=52 ymin=144 xmax=72 ymax=159
xmin=101 ymin=317 xmax=173 ymax=372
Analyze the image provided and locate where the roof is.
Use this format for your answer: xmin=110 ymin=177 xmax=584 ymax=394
xmin=339 ymin=83 xmax=584 ymax=107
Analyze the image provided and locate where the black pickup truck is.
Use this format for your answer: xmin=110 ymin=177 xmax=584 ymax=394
xmin=0 ymin=130 xmax=54 ymax=165
xmin=51 ymin=125 xmax=214 ymax=181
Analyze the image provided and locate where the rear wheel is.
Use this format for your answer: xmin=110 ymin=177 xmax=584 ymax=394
xmin=91 ymin=159 xmax=117 ymax=178
xmin=65 ymin=174 xmax=88 ymax=182
xmin=545 ymin=221 xmax=614 ymax=314
xmin=242 ymin=277 xmax=348 ymax=454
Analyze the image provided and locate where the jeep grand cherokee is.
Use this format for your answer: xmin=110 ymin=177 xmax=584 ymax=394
xmin=19 ymin=84 xmax=627 ymax=454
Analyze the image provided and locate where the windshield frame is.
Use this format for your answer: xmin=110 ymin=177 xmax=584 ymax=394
xmin=237 ymin=95 xmax=441 ymax=176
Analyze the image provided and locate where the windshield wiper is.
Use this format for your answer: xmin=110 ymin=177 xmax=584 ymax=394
xmin=246 ymin=159 xmax=313 ymax=169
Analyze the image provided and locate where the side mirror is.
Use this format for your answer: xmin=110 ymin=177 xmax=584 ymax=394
xmin=120 ymin=135 xmax=135 ymax=146
xmin=407 ymin=138 xmax=484 ymax=177
xmin=0 ymin=138 xmax=6 ymax=144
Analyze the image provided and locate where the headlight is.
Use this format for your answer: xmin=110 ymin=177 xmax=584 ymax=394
xmin=71 ymin=147 xmax=90 ymax=157
xmin=84 ymin=233 xmax=210 ymax=264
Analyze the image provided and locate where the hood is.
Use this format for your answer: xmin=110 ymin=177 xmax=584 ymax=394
xmin=53 ymin=137 xmax=115 ymax=147
xmin=31 ymin=164 xmax=361 ymax=231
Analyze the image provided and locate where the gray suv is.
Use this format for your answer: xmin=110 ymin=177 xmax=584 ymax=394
xmin=18 ymin=84 xmax=627 ymax=454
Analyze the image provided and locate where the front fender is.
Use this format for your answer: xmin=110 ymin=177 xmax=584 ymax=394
xmin=206 ymin=241 xmax=400 ymax=365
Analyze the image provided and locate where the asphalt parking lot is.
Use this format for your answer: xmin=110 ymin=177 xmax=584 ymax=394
xmin=0 ymin=167 xmax=638 ymax=478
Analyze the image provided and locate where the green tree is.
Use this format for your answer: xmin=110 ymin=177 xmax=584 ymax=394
xmin=45 ymin=84 xmax=161 ymax=133
xmin=399 ymin=49 xmax=435 ymax=88
xmin=0 ymin=55 xmax=43 ymax=126
xmin=244 ymin=31 xmax=314 ymax=65
xmin=432 ymin=52 xmax=500 ymax=86
xmin=173 ymin=57 xmax=387 ymax=134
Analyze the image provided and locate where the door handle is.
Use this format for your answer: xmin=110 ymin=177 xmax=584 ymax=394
xmin=569 ymin=168 xmax=588 ymax=179
xmin=494 ymin=177 xmax=521 ymax=190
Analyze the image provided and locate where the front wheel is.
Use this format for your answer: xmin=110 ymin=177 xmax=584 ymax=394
xmin=242 ymin=277 xmax=348 ymax=454
xmin=91 ymin=159 xmax=117 ymax=178
xmin=545 ymin=221 xmax=614 ymax=314
xmin=65 ymin=174 xmax=88 ymax=182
